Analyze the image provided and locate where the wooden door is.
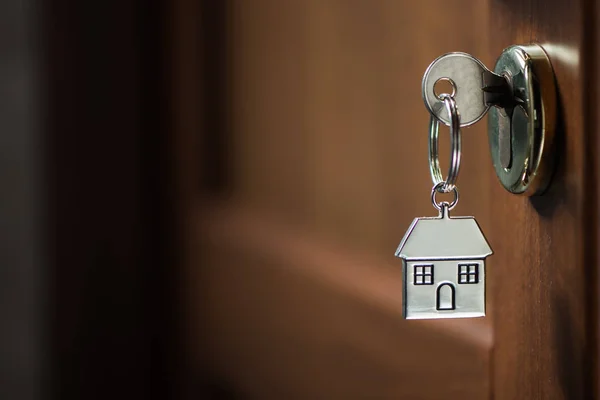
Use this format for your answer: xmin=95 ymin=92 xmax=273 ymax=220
xmin=489 ymin=1 xmax=594 ymax=399
xmin=177 ymin=0 xmax=596 ymax=398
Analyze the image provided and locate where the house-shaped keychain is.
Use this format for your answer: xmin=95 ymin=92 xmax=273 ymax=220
xmin=395 ymin=205 xmax=493 ymax=319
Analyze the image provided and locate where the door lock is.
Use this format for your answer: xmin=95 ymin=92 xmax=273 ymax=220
xmin=422 ymin=44 xmax=557 ymax=196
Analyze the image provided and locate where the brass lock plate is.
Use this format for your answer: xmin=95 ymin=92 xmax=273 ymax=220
xmin=487 ymin=44 xmax=557 ymax=195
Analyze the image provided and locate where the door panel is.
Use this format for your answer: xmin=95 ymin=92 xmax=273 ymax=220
xmin=489 ymin=1 xmax=592 ymax=398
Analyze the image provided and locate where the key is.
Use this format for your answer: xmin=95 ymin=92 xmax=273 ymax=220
xmin=422 ymin=52 xmax=513 ymax=127
xmin=421 ymin=44 xmax=556 ymax=196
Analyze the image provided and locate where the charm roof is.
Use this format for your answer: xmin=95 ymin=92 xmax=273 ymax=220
xmin=395 ymin=209 xmax=493 ymax=260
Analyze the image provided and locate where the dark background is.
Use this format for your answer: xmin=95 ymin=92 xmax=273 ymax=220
xmin=0 ymin=0 xmax=184 ymax=398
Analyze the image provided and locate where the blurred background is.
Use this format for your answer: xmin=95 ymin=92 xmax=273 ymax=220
xmin=0 ymin=0 xmax=498 ymax=398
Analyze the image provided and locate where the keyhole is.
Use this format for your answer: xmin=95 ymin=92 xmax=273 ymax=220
xmin=497 ymin=108 xmax=512 ymax=170
xmin=433 ymin=77 xmax=456 ymax=99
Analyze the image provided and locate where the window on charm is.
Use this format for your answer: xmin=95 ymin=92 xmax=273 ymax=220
xmin=458 ymin=264 xmax=479 ymax=284
xmin=414 ymin=265 xmax=434 ymax=285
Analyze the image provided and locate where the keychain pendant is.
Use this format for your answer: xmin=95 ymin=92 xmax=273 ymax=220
xmin=395 ymin=202 xmax=492 ymax=319
xmin=396 ymin=90 xmax=493 ymax=319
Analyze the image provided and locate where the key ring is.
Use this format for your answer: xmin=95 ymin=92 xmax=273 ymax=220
xmin=429 ymin=94 xmax=461 ymax=192
xmin=431 ymin=181 xmax=459 ymax=210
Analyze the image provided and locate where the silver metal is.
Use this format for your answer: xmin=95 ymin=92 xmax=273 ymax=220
xmin=423 ymin=45 xmax=557 ymax=195
xmin=497 ymin=107 xmax=512 ymax=169
xmin=488 ymin=44 xmax=557 ymax=195
xmin=395 ymin=204 xmax=493 ymax=319
xmin=431 ymin=182 xmax=459 ymax=211
xmin=429 ymin=95 xmax=461 ymax=191
xmin=423 ymin=52 xmax=496 ymax=127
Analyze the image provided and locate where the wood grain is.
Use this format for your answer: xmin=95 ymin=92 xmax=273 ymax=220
xmin=489 ymin=1 xmax=592 ymax=398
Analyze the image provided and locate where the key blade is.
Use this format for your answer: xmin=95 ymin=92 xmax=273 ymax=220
xmin=482 ymin=70 xmax=515 ymax=109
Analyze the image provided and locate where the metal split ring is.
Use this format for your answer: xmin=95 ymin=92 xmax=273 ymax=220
xmin=431 ymin=181 xmax=459 ymax=210
xmin=429 ymin=94 xmax=461 ymax=193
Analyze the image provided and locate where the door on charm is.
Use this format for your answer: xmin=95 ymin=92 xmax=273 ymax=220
xmin=436 ymin=283 xmax=455 ymax=310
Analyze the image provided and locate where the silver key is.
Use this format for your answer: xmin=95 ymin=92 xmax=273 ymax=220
xmin=422 ymin=52 xmax=508 ymax=127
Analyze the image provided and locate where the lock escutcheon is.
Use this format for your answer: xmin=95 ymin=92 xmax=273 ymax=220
xmin=487 ymin=44 xmax=557 ymax=195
